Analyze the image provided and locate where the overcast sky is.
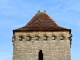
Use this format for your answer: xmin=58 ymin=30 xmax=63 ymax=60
xmin=0 ymin=0 xmax=80 ymax=60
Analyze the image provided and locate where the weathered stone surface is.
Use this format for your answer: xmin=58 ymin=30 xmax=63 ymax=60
xmin=12 ymin=32 xmax=71 ymax=60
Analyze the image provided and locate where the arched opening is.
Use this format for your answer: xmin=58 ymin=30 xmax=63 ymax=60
xmin=38 ymin=50 xmax=43 ymax=60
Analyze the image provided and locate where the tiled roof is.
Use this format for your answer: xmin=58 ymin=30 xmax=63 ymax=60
xmin=13 ymin=11 xmax=71 ymax=33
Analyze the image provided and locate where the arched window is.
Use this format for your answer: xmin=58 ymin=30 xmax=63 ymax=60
xmin=38 ymin=50 xmax=43 ymax=60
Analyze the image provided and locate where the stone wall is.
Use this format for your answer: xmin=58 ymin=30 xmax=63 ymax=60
xmin=12 ymin=32 xmax=71 ymax=60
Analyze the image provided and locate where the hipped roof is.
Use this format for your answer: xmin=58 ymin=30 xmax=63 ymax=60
xmin=13 ymin=11 xmax=71 ymax=33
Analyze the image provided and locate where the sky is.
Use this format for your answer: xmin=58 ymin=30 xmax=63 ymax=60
xmin=0 ymin=0 xmax=80 ymax=60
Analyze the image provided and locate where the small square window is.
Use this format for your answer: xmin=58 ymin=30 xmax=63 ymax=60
xmin=19 ymin=35 xmax=24 ymax=41
xmin=43 ymin=34 xmax=48 ymax=40
xmin=60 ymin=35 xmax=65 ymax=40
xmin=35 ymin=36 xmax=40 ymax=40
xmin=27 ymin=35 xmax=32 ymax=41
xmin=52 ymin=35 xmax=56 ymax=40
xmin=12 ymin=35 xmax=16 ymax=42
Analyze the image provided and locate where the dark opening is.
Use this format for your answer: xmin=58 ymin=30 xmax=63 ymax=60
xmin=38 ymin=50 xmax=43 ymax=60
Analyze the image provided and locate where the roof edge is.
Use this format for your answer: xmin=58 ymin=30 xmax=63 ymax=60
xmin=13 ymin=29 xmax=71 ymax=34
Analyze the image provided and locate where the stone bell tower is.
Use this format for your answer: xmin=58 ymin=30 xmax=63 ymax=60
xmin=12 ymin=10 xmax=72 ymax=60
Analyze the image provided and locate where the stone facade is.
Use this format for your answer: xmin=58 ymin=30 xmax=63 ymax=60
xmin=12 ymin=31 xmax=72 ymax=60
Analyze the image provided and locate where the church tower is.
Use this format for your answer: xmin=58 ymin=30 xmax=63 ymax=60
xmin=12 ymin=11 xmax=72 ymax=60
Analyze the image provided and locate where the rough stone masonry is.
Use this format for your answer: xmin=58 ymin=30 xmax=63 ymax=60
xmin=12 ymin=10 xmax=72 ymax=60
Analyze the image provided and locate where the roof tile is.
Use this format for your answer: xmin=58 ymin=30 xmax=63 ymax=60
xmin=13 ymin=11 xmax=71 ymax=33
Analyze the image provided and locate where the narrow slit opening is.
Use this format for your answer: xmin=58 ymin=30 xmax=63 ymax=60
xmin=38 ymin=50 xmax=43 ymax=60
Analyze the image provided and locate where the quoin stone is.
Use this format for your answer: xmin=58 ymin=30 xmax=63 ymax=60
xmin=12 ymin=10 xmax=72 ymax=60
